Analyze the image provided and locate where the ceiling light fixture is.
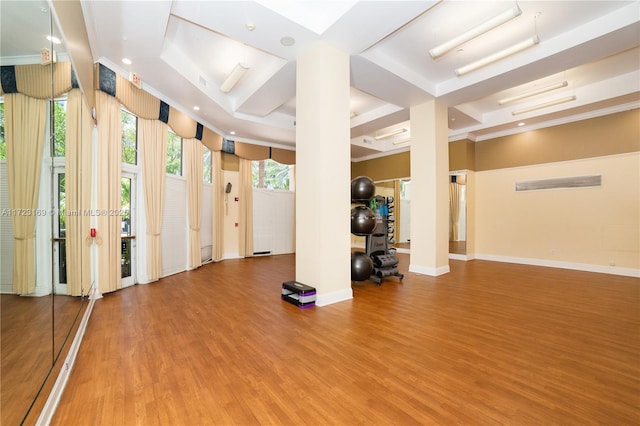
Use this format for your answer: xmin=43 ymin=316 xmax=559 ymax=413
xmin=280 ymin=36 xmax=295 ymax=47
xmin=375 ymin=128 xmax=408 ymax=140
xmin=220 ymin=63 xmax=249 ymax=93
xmin=498 ymin=81 xmax=569 ymax=105
xmin=46 ymin=35 xmax=61 ymax=44
xmin=512 ymin=95 xmax=577 ymax=115
xmin=455 ymin=35 xmax=539 ymax=76
xmin=122 ymin=58 xmax=132 ymax=65
xmin=392 ymin=138 xmax=411 ymax=145
xmin=193 ymin=106 xmax=200 ymax=111
xmin=429 ymin=4 xmax=522 ymax=59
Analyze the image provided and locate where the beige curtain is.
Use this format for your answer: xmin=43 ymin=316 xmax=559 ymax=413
xmin=211 ymin=150 xmax=224 ymax=261
xmin=64 ymin=89 xmax=92 ymax=296
xmin=238 ymin=158 xmax=253 ymax=257
xmin=139 ymin=118 xmax=167 ymax=281
xmin=5 ymin=93 xmax=46 ymax=295
xmin=185 ymin=138 xmax=203 ymax=269
xmin=449 ymin=182 xmax=461 ymax=241
xmin=95 ymin=91 xmax=122 ymax=294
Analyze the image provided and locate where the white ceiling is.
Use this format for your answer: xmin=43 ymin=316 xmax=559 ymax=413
xmin=2 ymin=1 xmax=639 ymax=161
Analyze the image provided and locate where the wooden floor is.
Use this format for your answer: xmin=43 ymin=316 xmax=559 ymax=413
xmin=1 ymin=294 xmax=84 ymax=426
xmin=50 ymin=254 xmax=639 ymax=425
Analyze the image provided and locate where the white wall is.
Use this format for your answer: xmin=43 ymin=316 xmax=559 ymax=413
xmin=253 ymin=189 xmax=295 ymax=255
xmin=475 ymin=153 xmax=639 ymax=276
xmin=222 ymin=171 xmax=240 ymax=259
xmin=0 ymin=161 xmax=14 ymax=293
xmin=200 ymin=182 xmax=213 ymax=262
xmin=161 ymin=175 xmax=188 ymax=277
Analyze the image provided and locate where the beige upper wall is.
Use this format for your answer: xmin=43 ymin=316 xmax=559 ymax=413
xmin=351 ymin=151 xmax=410 ymax=181
xmin=475 ymin=109 xmax=640 ymax=171
xmin=351 ymin=109 xmax=640 ymax=179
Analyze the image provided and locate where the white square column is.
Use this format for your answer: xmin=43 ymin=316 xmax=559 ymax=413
xmin=295 ymin=42 xmax=352 ymax=306
xmin=409 ymin=100 xmax=450 ymax=276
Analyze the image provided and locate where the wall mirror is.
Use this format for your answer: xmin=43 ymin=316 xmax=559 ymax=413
xmin=1 ymin=1 xmax=91 ymax=423
xmin=373 ymin=176 xmax=466 ymax=256
xmin=449 ymin=172 xmax=467 ymax=255
xmin=373 ymin=178 xmax=411 ymax=252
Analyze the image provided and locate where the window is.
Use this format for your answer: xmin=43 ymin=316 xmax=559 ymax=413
xmin=121 ymin=109 xmax=137 ymax=165
xmin=203 ymin=147 xmax=212 ymax=183
xmin=53 ymin=99 xmax=66 ymax=157
xmin=56 ymin=171 xmax=67 ymax=284
xmin=0 ymin=102 xmax=4 ymax=159
xmin=166 ymin=130 xmax=182 ymax=176
xmin=252 ymin=159 xmax=292 ymax=191
xmin=0 ymin=99 xmax=67 ymax=159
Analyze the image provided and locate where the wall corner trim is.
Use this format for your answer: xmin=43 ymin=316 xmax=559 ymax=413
xmin=408 ymin=264 xmax=450 ymax=276
xmin=315 ymin=288 xmax=353 ymax=306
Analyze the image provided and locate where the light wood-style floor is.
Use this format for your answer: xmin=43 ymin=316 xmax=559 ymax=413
xmin=51 ymin=254 xmax=639 ymax=425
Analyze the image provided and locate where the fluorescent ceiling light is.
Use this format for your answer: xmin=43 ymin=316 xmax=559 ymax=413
xmin=429 ymin=4 xmax=522 ymax=59
xmin=512 ymin=95 xmax=577 ymax=115
xmin=455 ymin=35 xmax=539 ymax=76
xmin=392 ymin=138 xmax=411 ymax=145
xmin=220 ymin=63 xmax=249 ymax=93
xmin=498 ymin=81 xmax=569 ymax=105
xmin=375 ymin=128 xmax=407 ymax=140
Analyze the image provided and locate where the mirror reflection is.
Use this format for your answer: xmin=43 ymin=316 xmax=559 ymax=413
xmin=1 ymin=1 xmax=90 ymax=423
xmin=449 ymin=172 xmax=467 ymax=255
xmin=372 ymin=176 xmax=467 ymax=256
xmin=373 ymin=178 xmax=411 ymax=252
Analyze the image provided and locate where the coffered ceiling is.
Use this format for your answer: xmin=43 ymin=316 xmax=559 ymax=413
xmin=2 ymin=1 xmax=639 ymax=161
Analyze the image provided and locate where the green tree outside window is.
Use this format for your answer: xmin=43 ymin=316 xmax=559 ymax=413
xmin=166 ymin=131 xmax=182 ymax=176
xmin=252 ymin=159 xmax=291 ymax=190
xmin=121 ymin=110 xmax=137 ymax=165
xmin=53 ymin=100 xmax=66 ymax=157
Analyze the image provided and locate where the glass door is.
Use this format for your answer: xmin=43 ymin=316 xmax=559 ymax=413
xmin=121 ymin=173 xmax=136 ymax=287
xmin=53 ymin=169 xmax=67 ymax=292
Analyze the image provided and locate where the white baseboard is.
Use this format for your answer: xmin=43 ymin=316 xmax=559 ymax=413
xmin=475 ymin=253 xmax=640 ymax=278
xmin=36 ymin=286 xmax=97 ymax=425
xmin=315 ymin=288 xmax=353 ymax=306
xmin=408 ymin=264 xmax=450 ymax=276
xmin=449 ymin=253 xmax=475 ymax=261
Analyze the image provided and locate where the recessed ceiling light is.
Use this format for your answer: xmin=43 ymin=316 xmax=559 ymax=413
xmin=122 ymin=58 xmax=132 ymax=65
xmin=518 ymin=122 xmax=525 ymax=126
xmin=246 ymin=23 xmax=256 ymax=31
xmin=46 ymin=35 xmax=61 ymax=44
xmin=280 ymin=36 xmax=295 ymax=47
xmin=193 ymin=106 xmax=200 ymax=111
xmin=230 ymin=131 xmax=236 ymax=135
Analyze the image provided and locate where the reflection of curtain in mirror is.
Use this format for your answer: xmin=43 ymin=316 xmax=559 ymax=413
xmin=449 ymin=182 xmax=461 ymax=241
xmin=5 ymin=93 xmax=46 ymax=294
xmin=238 ymin=159 xmax=253 ymax=257
xmin=185 ymin=138 xmax=203 ymax=269
xmin=139 ymin=118 xmax=167 ymax=281
xmin=211 ymin=151 xmax=224 ymax=261
xmin=95 ymin=91 xmax=122 ymax=293
xmin=64 ymin=89 xmax=92 ymax=296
